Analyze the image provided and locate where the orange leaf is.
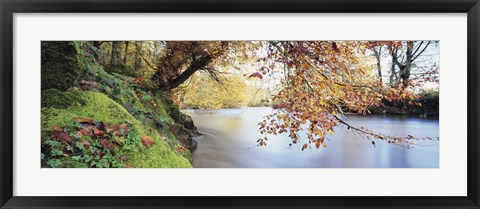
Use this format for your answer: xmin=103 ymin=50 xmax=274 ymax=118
xmin=99 ymin=139 xmax=115 ymax=150
xmin=52 ymin=131 xmax=72 ymax=143
xmin=78 ymin=128 xmax=91 ymax=136
xmin=142 ymin=136 xmax=154 ymax=146
xmin=248 ymin=72 xmax=263 ymax=80
xmin=73 ymin=118 xmax=94 ymax=123
xmin=92 ymin=127 xmax=103 ymax=135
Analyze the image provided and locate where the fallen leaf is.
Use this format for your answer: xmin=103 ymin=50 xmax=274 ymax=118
xmin=142 ymin=136 xmax=154 ymax=146
xmin=73 ymin=118 xmax=94 ymax=123
xmin=52 ymin=125 xmax=62 ymax=131
xmin=92 ymin=127 xmax=103 ymax=135
xmin=78 ymin=128 xmax=91 ymax=136
xmin=52 ymin=131 xmax=72 ymax=143
xmin=80 ymin=140 xmax=91 ymax=147
xmin=99 ymin=139 xmax=115 ymax=150
xmin=176 ymin=146 xmax=186 ymax=154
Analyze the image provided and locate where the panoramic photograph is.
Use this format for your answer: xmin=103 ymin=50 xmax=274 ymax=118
xmin=41 ymin=41 xmax=439 ymax=168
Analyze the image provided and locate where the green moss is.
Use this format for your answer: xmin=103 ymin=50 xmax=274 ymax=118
xmin=41 ymin=90 xmax=191 ymax=168
xmin=41 ymin=89 xmax=86 ymax=108
xmin=156 ymin=92 xmax=183 ymax=124
xmin=127 ymin=139 xmax=191 ymax=168
xmin=41 ymin=91 xmax=133 ymax=126
xmin=41 ymin=41 xmax=87 ymax=90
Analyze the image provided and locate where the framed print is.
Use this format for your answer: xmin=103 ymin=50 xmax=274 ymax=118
xmin=1 ymin=0 xmax=479 ymax=208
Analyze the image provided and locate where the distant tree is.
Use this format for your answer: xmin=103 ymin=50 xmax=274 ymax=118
xmin=123 ymin=41 xmax=130 ymax=64
xmin=110 ymin=41 xmax=122 ymax=64
xmin=388 ymin=41 xmax=433 ymax=87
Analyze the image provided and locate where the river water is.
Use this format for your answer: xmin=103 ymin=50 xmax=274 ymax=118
xmin=184 ymin=107 xmax=439 ymax=168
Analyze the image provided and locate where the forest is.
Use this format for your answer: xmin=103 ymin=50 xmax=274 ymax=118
xmin=41 ymin=41 xmax=439 ymax=168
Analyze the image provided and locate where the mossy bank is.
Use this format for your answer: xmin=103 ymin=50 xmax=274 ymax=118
xmin=40 ymin=41 xmax=198 ymax=168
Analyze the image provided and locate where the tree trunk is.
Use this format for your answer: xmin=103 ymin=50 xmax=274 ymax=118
xmin=111 ymin=41 xmax=122 ymax=65
xmin=389 ymin=48 xmax=398 ymax=86
xmin=373 ymin=47 xmax=382 ymax=84
xmin=400 ymin=41 xmax=414 ymax=87
xmin=134 ymin=42 xmax=143 ymax=71
xmin=159 ymin=55 xmax=213 ymax=91
xmin=123 ymin=41 xmax=129 ymax=64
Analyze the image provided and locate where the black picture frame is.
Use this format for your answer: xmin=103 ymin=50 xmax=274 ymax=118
xmin=1 ymin=0 xmax=479 ymax=208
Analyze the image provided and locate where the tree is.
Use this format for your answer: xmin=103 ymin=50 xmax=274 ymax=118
xmin=179 ymin=74 xmax=248 ymax=109
xmin=388 ymin=41 xmax=433 ymax=87
xmin=110 ymin=41 xmax=122 ymax=64
xmin=372 ymin=45 xmax=383 ymax=84
xmin=152 ymin=41 xmax=250 ymax=91
xmin=254 ymin=41 xmax=430 ymax=149
xmin=123 ymin=41 xmax=130 ymax=63
xmin=134 ymin=41 xmax=143 ymax=71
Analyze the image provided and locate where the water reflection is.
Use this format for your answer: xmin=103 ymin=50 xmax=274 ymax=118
xmin=184 ymin=107 xmax=439 ymax=168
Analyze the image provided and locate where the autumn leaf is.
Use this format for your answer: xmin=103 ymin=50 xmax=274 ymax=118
xmin=92 ymin=127 xmax=103 ymax=135
xmin=142 ymin=135 xmax=154 ymax=146
xmin=248 ymin=72 xmax=263 ymax=80
xmin=51 ymin=125 xmax=62 ymax=131
xmin=73 ymin=118 xmax=94 ymax=123
xmin=332 ymin=42 xmax=340 ymax=53
xmin=99 ymin=139 xmax=115 ymax=150
xmin=315 ymin=140 xmax=321 ymax=149
xmin=176 ymin=146 xmax=186 ymax=154
xmin=78 ymin=128 xmax=91 ymax=136
xmin=79 ymin=140 xmax=91 ymax=147
xmin=52 ymin=131 xmax=72 ymax=143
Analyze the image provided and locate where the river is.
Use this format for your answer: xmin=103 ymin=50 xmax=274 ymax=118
xmin=183 ymin=107 xmax=439 ymax=168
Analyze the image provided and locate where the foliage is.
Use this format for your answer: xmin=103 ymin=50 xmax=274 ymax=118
xmin=42 ymin=118 xmax=133 ymax=168
xmin=41 ymin=88 xmax=191 ymax=168
xmin=369 ymin=89 xmax=439 ymax=116
xmin=254 ymin=41 xmax=435 ymax=149
xmin=178 ymin=74 xmax=248 ymax=109
xmin=104 ymin=64 xmax=137 ymax=77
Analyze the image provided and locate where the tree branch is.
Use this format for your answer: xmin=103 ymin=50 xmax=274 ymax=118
xmin=134 ymin=42 xmax=156 ymax=70
xmin=159 ymin=54 xmax=213 ymax=91
xmin=412 ymin=41 xmax=431 ymax=62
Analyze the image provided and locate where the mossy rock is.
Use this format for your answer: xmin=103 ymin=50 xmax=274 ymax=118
xmin=41 ymin=41 xmax=87 ymax=91
xmin=156 ymin=92 xmax=183 ymax=123
xmin=41 ymin=90 xmax=192 ymax=168
xmin=41 ymin=88 xmax=86 ymax=109
xmin=104 ymin=64 xmax=136 ymax=77
xmin=169 ymin=123 xmax=198 ymax=150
